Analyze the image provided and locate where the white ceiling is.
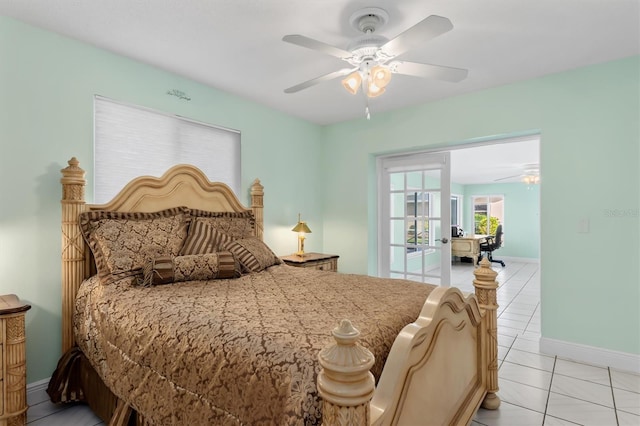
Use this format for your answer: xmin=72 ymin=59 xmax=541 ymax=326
xmin=1 ymin=1 xmax=635 ymax=183
xmin=450 ymin=138 xmax=540 ymax=185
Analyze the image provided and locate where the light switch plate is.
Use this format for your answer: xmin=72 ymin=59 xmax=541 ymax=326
xmin=578 ymin=218 xmax=590 ymax=233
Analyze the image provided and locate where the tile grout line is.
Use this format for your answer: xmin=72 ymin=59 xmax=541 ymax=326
xmin=541 ymin=355 xmax=558 ymax=425
xmin=496 ymin=267 xmax=538 ymax=320
xmin=608 ymin=367 xmax=620 ymax=426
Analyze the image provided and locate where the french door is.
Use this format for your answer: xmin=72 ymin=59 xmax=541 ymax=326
xmin=378 ymin=152 xmax=451 ymax=286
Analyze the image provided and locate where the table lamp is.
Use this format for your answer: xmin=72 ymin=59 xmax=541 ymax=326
xmin=291 ymin=213 xmax=311 ymax=256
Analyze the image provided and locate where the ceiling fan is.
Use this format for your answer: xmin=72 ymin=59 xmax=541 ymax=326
xmin=282 ymin=7 xmax=468 ymax=103
xmin=494 ymin=164 xmax=541 ymax=184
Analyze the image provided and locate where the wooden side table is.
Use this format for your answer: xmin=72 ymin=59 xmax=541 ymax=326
xmin=281 ymin=253 xmax=339 ymax=272
xmin=0 ymin=294 xmax=31 ymax=426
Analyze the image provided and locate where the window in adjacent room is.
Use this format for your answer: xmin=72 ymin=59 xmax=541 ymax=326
xmin=405 ymin=191 xmax=434 ymax=254
xmin=451 ymin=194 xmax=462 ymax=227
xmin=93 ymin=95 xmax=240 ymax=203
xmin=473 ymin=195 xmax=504 ymax=235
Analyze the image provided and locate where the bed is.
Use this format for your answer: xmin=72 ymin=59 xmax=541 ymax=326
xmin=48 ymin=157 xmax=500 ymax=425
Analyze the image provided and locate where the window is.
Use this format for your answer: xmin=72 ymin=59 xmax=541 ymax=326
xmin=406 ymin=191 xmax=432 ymax=253
xmin=94 ymin=95 xmax=240 ymax=203
xmin=451 ymin=194 xmax=462 ymax=226
xmin=473 ymin=195 xmax=504 ymax=235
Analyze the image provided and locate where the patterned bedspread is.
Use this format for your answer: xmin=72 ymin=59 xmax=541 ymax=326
xmin=74 ymin=264 xmax=435 ymax=425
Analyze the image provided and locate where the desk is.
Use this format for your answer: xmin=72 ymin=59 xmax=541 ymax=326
xmin=451 ymin=236 xmax=487 ymax=265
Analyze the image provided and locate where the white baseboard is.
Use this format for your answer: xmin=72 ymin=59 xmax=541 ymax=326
xmin=27 ymin=377 xmax=51 ymax=406
xmin=500 ymin=256 xmax=539 ymax=264
xmin=27 ymin=377 xmax=50 ymax=392
xmin=540 ymin=337 xmax=640 ymax=374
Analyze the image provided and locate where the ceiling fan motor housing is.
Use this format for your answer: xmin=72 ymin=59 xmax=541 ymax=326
xmin=346 ymin=34 xmax=390 ymax=65
xmin=346 ymin=9 xmax=393 ymax=67
xmin=349 ymin=7 xmax=389 ymax=33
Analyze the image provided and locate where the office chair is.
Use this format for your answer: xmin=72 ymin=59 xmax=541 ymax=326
xmin=479 ymin=224 xmax=506 ymax=267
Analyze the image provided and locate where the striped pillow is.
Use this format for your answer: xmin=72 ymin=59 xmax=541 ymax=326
xmin=223 ymin=237 xmax=282 ymax=273
xmin=188 ymin=210 xmax=255 ymax=239
xmin=180 ymin=220 xmax=233 ymax=255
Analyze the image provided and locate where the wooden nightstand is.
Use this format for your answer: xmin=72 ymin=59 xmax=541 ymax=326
xmin=281 ymin=253 xmax=339 ymax=272
xmin=0 ymin=294 xmax=31 ymax=426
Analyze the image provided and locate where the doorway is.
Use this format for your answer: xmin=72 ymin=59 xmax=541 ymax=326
xmin=377 ymin=135 xmax=540 ymax=285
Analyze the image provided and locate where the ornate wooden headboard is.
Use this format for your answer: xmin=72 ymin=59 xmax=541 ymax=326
xmin=60 ymin=157 xmax=264 ymax=352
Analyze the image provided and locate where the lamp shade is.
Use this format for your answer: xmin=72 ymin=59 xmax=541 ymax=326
xmin=371 ymin=65 xmax=392 ymax=88
xmin=342 ymin=71 xmax=362 ymax=95
xmin=292 ymin=221 xmax=312 ymax=234
xmin=366 ymin=83 xmax=385 ymax=98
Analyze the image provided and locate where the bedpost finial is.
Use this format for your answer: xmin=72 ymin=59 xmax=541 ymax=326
xmin=318 ymin=319 xmax=375 ymax=417
xmin=250 ymin=178 xmax=264 ymax=195
xmin=61 ymin=157 xmax=85 ymax=179
xmin=332 ymin=319 xmax=359 ymax=345
xmin=474 ymin=257 xmax=498 ymax=284
xmin=319 ymin=320 xmax=374 ymax=373
xmin=61 ymin=157 xmax=86 ymax=202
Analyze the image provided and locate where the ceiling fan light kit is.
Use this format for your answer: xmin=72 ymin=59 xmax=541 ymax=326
xmin=341 ymin=71 xmax=361 ymax=94
xmin=494 ymin=163 xmax=541 ymax=184
xmin=282 ymin=7 xmax=469 ymax=118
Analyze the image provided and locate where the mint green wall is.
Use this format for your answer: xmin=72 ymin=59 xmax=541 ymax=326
xmin=462 ymin=182 xmax=540 ymax=259
xmin=0 ymin=17 xmax=324 ymax=382
xmin=2 ymin=16 xmax=638 ymax=384
xmin=322 ymin=56 xmax=639 ymax=355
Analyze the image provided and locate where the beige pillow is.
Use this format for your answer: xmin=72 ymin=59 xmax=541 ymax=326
xmin=79 ymin=207 xmax=189 ymax=284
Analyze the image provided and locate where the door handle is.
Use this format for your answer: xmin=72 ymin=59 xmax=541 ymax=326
xmin=436 ymin=237 xmax=449 ymax=244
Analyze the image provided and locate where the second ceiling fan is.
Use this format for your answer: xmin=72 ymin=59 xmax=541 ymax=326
xmin=282 ymin=7 xmax=469 ymax=99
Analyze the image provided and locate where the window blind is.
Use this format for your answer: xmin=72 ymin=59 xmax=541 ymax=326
xmin=94 ymin=95 xmax=241 ymax=203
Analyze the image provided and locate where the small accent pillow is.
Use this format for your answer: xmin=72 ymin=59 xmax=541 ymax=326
xmin=188 ymin=210 xmax=256 ymax=240
xmin=79 ymin=207 xmax=190 ymax=284
xmin=223 ymin=237 xmax=282 ymax=273
xmin=140 ymin=252 xmax=242 ymax=286
xmin=180 ymin=220 xmax=234 ymax=255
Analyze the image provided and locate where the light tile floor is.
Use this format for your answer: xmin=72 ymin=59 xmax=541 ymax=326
xmin=27 ymin=261 xmax=639 ymax=425
xmin=461 ymin=261 xmax=640 ymax=426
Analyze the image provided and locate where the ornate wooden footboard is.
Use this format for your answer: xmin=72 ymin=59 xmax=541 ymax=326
xmin=51 ymin=157 xmax=499 ymax=425
xmin=318 ymin=261 xmax=500 ymax=425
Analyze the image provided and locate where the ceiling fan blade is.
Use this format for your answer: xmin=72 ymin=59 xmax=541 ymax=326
xmin=284 ymin=68 xmax=354 ymax=94
xmin=494 ymin=174 xmax=522 ymax=182
xmin=391 ymin=61 xmax=468 ymax=82
xmin=282 ymin=34 xmax=353 ymax=60
xmin=380 ymin=15 xmax=453 ymax=58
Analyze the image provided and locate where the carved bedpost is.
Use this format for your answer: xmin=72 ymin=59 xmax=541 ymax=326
xmin=473 ymin=258 xmax=501 ymax=410
xmin=61 ymin=157 xmax=87 ymax=352
xmin=317 ymin=320 xmax=375 ymax=426
xmin=250 ymin=178 xmax=264 ymax=240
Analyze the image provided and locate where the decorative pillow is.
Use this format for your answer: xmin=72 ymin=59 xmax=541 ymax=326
xmin=79 ymin=207 xmax=190 ymax=284
xmin=140 ymin=252 xmax=241 ymax=286
xmin=180 ymin=220 xmax=234 ymax=255
xmin=188 ymin=210 xmax=256 ymax=240
xmin=223 ymin=237 xmax=282 ymax=273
